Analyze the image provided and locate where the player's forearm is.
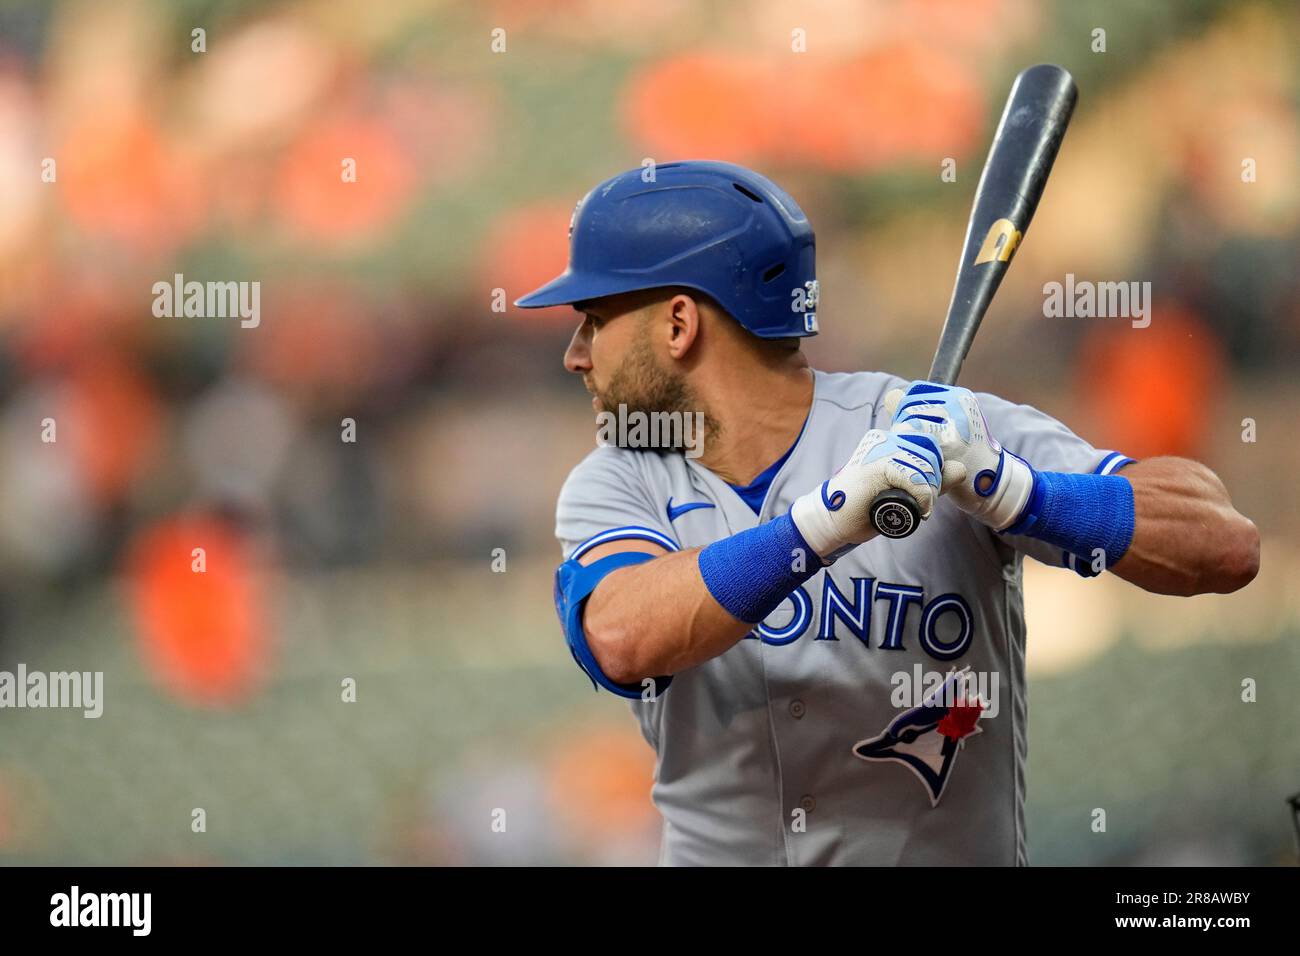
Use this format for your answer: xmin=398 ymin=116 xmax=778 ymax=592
xmin=575 ymin=431 xmax=941 ymax=686
xmin=1110 ymin=457 xmax=1259 ymax=596
xmin=582 ymin=550 xmax=752 ymax=683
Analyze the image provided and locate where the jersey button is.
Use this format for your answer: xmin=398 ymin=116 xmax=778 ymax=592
xmin=788 ymin=699 xmax=805 ymax=719
xmin=799 ymin=794 xmax=816 ymax=813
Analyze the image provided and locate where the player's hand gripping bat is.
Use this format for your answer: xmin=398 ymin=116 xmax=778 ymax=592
xmin=867 ymin=63 xmax=1078 ymax=540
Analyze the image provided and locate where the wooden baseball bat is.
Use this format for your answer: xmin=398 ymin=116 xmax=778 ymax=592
xmin=867 ymin=64 xmax=1078 ymax=540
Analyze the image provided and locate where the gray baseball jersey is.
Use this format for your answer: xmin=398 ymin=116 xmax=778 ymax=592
xmin=554 ymin=369 xmax=1132 ymax=865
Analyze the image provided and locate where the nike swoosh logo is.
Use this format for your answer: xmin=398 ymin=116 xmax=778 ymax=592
xmin=666 ymin=498 xmax=716 ymax=522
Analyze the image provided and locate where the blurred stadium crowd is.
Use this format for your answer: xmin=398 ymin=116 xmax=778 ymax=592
xmin=0 ymin=0 xmax=1296 ymax=864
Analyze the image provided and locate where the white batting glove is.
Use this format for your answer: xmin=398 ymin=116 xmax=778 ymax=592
xmin=791 ymin=427 xmax=957 ymax=561
xmin=883 ymin=382 xmax=1034 ymax=532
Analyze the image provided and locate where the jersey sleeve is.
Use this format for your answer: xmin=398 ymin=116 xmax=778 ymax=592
xmin=553 ymin=448 xmax=680 ymax=698
xmin=555 ymin=446 xmax=680 ymax=561
xmin=976 ymin=391 xmax=1135 ymax=574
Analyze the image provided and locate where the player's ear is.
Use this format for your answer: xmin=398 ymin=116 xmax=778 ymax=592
xmin=664 ymin=292 xmax=700 ymax=359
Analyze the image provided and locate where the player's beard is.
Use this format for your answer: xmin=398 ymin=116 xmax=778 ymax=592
xmin=591 ymin=319 xmax=719 ymax=452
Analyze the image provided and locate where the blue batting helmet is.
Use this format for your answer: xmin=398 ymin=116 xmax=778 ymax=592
xmin=514 ymin=160 xmax=818 ymax=338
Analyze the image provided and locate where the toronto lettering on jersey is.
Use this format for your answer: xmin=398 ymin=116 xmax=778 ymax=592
xmin=744 ymin=574 xmax=977 ymax=663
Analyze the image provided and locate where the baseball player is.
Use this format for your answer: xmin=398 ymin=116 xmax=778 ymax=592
xmin=516 ymin=161 xmax=1259 ymax=865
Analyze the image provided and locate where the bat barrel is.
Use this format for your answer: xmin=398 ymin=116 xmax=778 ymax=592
xmin=927 ymin=64 xmax=1077 ymax=385
xmin=872 ymin=64 xmax=1077 ymax=540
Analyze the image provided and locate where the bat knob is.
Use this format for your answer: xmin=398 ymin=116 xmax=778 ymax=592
xmin=869 ymin=489 xmax=921 ymax=539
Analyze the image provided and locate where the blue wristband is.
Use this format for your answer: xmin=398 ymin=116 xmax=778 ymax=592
xmin=1004 ymin=470 xmax=1135 ymax=569
xmin=698 ymin=512 xmax=821 ymax=624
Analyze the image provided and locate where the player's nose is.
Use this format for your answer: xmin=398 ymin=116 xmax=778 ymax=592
xmin=563 ymin=319 xmax=592 ymax=374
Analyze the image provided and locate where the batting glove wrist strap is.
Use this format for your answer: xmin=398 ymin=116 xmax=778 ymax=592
xmin=790 ymin=428 xmax=943 ymax=558
xmin=972 ymin=450 xmax=1036 ymax=531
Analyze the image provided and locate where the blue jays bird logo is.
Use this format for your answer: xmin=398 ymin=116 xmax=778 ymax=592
xmin=852 ymin=667 xmax=986 ymax=807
